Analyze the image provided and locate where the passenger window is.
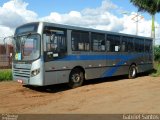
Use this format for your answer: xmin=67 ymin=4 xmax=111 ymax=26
xmin=107 ymin=34 xmax=120 ymax=52
xmin=145 ymin=39 xmax=152 ymax=53
xmin=43 ymin=27 xmax=67 ymax=60
xmin=135 ymin=38 xmax=144 ymax=52
xmin=121 ymin=36 xmax=134 ymax=52
xmin=128 ymin=37 xmax=134 ymax=52
xmin=91 ymin=33 xmax=105 ymax=52
xmin=71 ymin=31 xmax=90 ymax=51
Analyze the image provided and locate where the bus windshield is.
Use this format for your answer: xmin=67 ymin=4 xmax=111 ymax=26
xmin=14 ymin=34 xmax=40 ymax=61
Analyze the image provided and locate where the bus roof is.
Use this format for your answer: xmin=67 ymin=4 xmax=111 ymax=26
xmin=18 ymin=21 xmax=153 ymax=40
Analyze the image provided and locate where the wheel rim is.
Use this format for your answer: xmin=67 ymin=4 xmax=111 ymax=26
xmin=72 ymin=74 xmax=81 ymax=83
xmin=131 ymin=67 xmax=136 ymax=77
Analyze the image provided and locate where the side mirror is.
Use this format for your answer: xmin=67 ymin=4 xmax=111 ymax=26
xmin=3 ymin=36 xmax=14 ymax=55
xmin=3 ymin=36 xmax=14 ymax=46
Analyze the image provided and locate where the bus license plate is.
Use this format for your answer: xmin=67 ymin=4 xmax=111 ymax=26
xmin=17 ymin=80 xmax=23 ymax=84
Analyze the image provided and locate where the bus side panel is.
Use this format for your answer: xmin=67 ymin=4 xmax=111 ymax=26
xmin=84 ymin=60 xmax=106 ymax=80
xmin=44 ymin=61 xmax=72 ymax=85
xmin=44 ymin=60 xmax=107 ymax=84
xmin=44 ymin=62 xmax=58 ymax=85
xmin=44 ymin=70 xmax=70 ymax=85
xmin=102 ymin=53 xmax=130 ymax=77
xmin=137 ymin=63 xmax=153 ymax=73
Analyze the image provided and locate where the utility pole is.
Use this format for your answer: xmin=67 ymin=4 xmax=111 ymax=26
xmin=122 ymin=11 xmax=144 ymax=36
xmin=131 ymin=12 xmax=144 ymax=35
xmin=155 ymin=26 xmax=160 ymax=45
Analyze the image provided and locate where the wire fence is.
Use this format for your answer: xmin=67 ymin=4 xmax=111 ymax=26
xmin=0 ymin=43 xmax=13 ymax=69
xmin=0 ymin=55 xmax=12 ymax=69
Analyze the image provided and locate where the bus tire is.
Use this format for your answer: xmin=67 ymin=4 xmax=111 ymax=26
xmin=68 ymin=68 xmax=84 ymax=88
xmin=128 ymin=65 xmax=137 ymax=79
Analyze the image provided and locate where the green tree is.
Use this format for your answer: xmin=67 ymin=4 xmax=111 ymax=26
xmin=130 ymin=0 xmax=160 ymax=39
xmin=154 ymin=46 xmax=160 ymax=62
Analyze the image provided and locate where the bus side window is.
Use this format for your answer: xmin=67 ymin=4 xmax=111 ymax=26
xmin=145 ymin=39 xmax=152 ymax=53
xmin=43 ymin=27 xmax=67 ymax=60
xmin=107 ymin=34 xmax=120 ymax=52
xmin=121 ymin=36 xmax=134 ymax=52
xmin=128 ymin=38 xmax=134 ymax=52
xmin=91 ymin=33 xmax=105 ymax=52
xmin=135 ymin=38 xmax=144 ymax=52
xmin=71 ymin=30 xmax=90 ymax=51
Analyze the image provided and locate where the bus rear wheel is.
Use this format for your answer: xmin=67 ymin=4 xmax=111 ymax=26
xmin=68 ymin=68 xmax=84 ymax=88
xmin=128 ymin=65 xmax=137 ymax=79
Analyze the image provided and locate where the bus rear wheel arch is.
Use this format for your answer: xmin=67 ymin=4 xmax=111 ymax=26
xmin=128 ymin=64 xmax=137 ymax=79
xmin=68 ymin=67 xmax=85 ymax=88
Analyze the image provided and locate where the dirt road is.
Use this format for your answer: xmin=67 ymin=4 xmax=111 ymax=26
xmin=0 ymin=75 xmax=160 ymax=114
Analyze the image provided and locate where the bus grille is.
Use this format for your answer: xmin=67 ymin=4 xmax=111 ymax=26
xmin=13 ymin=68 xmax=31 ymax=79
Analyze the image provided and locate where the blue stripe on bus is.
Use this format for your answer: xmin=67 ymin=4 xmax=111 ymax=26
xmin=56 ymin=53 xmax=145 ymax=77
xmin=58 ymin=54 xmax=138 ymax=61
xmin=102 ymin=61 xmax=126 ymax=77
xmin=101 ymin=54 xmax=137 ymax=77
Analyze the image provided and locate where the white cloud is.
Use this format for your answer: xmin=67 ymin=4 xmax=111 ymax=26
xmin=2 ymin=0 xmax=37 ymax=22
xmin=0 ymin=25 xmax=13 ymax=37
xmin=119 ymin=13 xmax=152 ymax=37
xmin=40 ymin=0 xmax=124 ymax=32
xmin=0 ymin=0 xmax=38 ymax=42
xmin=0 ymin=0 xmax=160 ymax=44
xmin=40 ymin=0 xmax=159 ymax=39
xmin=120 ymin=13 xmax=160 ymax=45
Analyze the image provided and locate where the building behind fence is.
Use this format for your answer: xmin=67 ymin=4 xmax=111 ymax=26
xmin=0 ymin=44 xmax=13 ymax=68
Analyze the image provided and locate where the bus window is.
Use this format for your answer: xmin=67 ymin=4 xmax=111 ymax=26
xmin=135 ymin=38 xmax=144 ymax=52
xmin=107 ymin=34 xmax=120 ymax=52
xmin=121 ymin=36 xmax=134 ymax=52
xmin=145 ymin=39 xmax=152 ymax=53
xmin=91 ymin=33 xmax=105 ymax=52
xmin=128 ymin=37 xmax=134 ymax=52
xmin=71 ymin=30 xmax=90 ymax=51
xmin=43 ymin=27 xmax=67 ymax=60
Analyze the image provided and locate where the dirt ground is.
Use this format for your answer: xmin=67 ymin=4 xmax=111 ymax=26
xmin=0 ymin=74 xmax=160 ymax=114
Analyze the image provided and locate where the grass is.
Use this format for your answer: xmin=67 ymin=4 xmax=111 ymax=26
xmin=0 ymin=69 xmax=12 ymax=81
xmin=150 ymin=62 xmax=160 ymax=77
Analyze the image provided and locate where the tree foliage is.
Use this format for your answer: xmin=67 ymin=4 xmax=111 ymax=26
xmin=154 ymin=46 xmax=160 ymax=62
xmin=130 ymin=0 xmax=160 ymax=15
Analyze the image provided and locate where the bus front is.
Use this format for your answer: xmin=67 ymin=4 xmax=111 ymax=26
xmin=12 ymin=22 xmax=44 ymax=86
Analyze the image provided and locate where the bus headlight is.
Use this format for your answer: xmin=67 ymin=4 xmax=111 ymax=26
xmin=31 ymin=68 xmax=40 ymax=77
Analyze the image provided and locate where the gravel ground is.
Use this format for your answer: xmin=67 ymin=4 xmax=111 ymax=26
xmin=0 ymin=75 xmax=160 ymax=114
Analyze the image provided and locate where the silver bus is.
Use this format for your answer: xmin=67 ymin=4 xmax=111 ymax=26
xmin=12 ymin=22 xmax=153 ymax=88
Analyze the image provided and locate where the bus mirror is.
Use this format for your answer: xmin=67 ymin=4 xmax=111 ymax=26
xmin=3 ymin=38 xmax=7 ymax=50
xmin=3 ymin=36 xmax=13 ymax=50
xmin=4 ymin=36 xmax=14 ymax=44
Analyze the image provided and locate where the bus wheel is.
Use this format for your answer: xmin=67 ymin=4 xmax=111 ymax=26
xmin=68 ymin=68 xmax=84 ymax=88
xmin=128 ymin=65 xmax=137 ymax=79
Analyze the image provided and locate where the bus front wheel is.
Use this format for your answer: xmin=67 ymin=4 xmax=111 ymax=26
xmin=128 ymin=65 xmax=137 ymax=79
xmin=68 ymin=68 xmax=84 ymax=88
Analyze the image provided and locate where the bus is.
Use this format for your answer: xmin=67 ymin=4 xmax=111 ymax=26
xmin=12 ymin=22 xmax=153 ymax=88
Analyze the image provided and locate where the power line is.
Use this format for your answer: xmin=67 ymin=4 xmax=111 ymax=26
xmin=121 ymin=11 xmax=144 ymax=35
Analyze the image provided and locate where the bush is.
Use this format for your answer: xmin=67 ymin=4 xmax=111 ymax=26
xmin=151 ymin=62 xmax=160 ymax=77
xmin=154 ymin=46 xmax=160 ymax=62
xmin=0 ymin=69 xmax=12 ymax=81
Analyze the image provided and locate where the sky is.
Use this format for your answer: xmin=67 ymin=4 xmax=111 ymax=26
xmin=0 ymin=0 xmax=160 ymax=44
